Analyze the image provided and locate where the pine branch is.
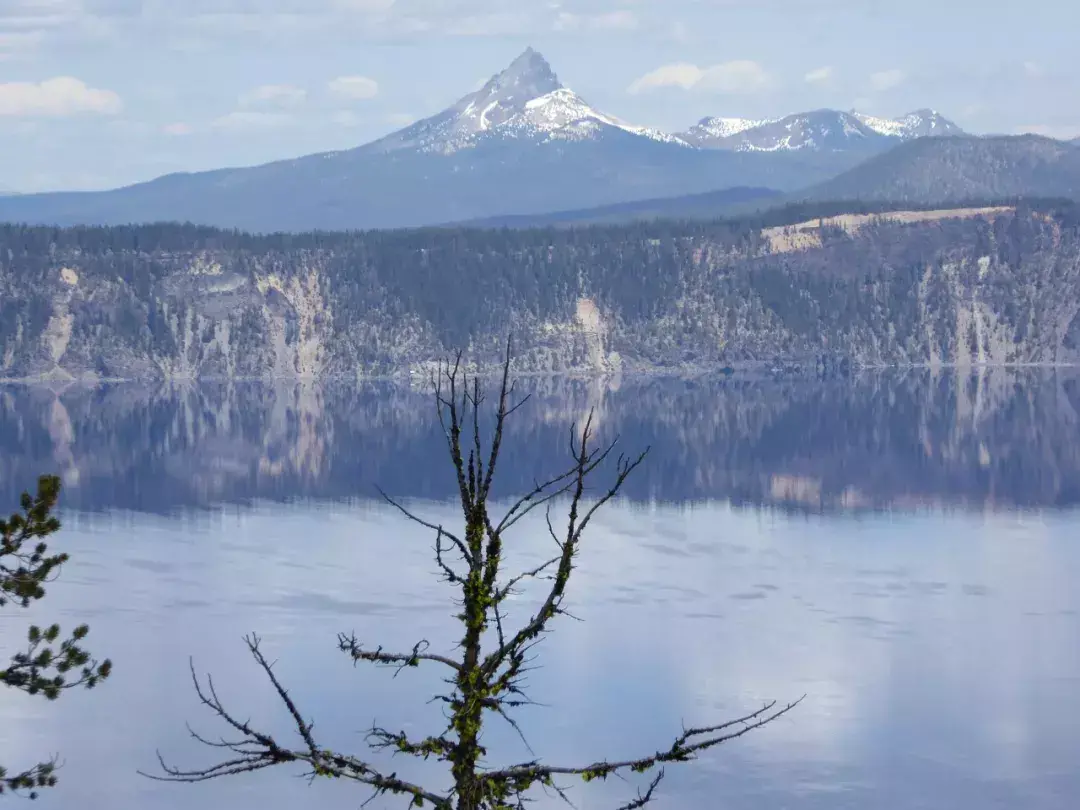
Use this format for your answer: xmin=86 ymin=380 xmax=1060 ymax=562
xmin=0 ymin=758 xmax=59 ymax=799
xmin=1 ymin=621 xmax=111 ymax=699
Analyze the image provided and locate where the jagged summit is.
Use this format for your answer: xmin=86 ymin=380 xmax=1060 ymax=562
xmin=366 ymin=47 xmax=681 ymax=155
xmin=486 ymin=47 xmax=562 ymax=98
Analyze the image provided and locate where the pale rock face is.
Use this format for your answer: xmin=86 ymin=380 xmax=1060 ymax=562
xmin=3 ymin=208 xmax=1080 ymax=380
xmin=575 ymin=297 xmax=609 ymax=372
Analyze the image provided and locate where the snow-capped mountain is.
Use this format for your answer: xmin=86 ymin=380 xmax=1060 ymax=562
xmin=682 ymin=109 xmax=964 ymax=152
xmin=0 ymin=48 xmax=979 ymax=232
xmin=853 ymin=109 xmax=964 ymax=139
xmin=367 ymin=47 xmax=683 ymax=154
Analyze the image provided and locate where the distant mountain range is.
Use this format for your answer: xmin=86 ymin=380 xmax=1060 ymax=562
xmin=0 ymin=48 xmax=1075 ymax=232
xmin=680 ymin=108 xmax=963 ymax=153
xmin=456 ymin=136 xmax=1080 ymax=229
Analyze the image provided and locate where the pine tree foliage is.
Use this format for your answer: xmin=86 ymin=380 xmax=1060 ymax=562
xmin=0 ymin=475 xmax=113 ymax=799
xmin=146 ymin=345 xmax=802 ymax=809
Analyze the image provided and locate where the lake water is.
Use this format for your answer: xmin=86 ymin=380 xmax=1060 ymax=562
xmin=1 ymin=370 xmax=1078 ymax=809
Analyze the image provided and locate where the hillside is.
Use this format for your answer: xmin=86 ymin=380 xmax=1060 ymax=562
xmin=802 ymin=135 xmax=1080 ymax=203
xmin=454 ymin=186 xmax=783 ymax=228
xmin=1 ymin=200 xmax=1079 ymax=380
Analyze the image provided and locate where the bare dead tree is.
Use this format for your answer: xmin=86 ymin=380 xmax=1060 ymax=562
xmin=145 ymin=344 xmax=802 ymax=809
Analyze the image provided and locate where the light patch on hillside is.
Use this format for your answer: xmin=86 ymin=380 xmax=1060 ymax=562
xmin=763 ymin=206 xmax=1015 ymax=254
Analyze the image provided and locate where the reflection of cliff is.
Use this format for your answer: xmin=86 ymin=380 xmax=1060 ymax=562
xmin=1 ymin=369 xmax=1079 ymax=514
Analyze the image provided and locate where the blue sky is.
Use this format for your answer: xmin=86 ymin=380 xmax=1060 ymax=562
xmin=0 ymin=0 xmax=1077 ymax=192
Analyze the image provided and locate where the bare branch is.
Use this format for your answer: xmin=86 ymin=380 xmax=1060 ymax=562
xmin=613 ymin=769 xmax=665 ymax=810
xmin=244 ymin=634 xmax=317 ymax=753
xmin=338 ymin=635 xmax=462 ymax=674
xmin=434 ymin=352 xmax=475 ymax=517
xmin=493 ymin=555 xmax=562 ymax=605
xmin=367 ymin=726 xmax=455 ymax=761
xmin=481 ymin=420 xmax=648 ymax=683
xmin=377 ymin=487 xmax=472 ymax=568
xmin=143 ymin=641 xmax=451 ymax=809
xmin=485 ymin=697 xmax=805 ymax=785
xmin=479 ymin=337 xmax=517 ymax=504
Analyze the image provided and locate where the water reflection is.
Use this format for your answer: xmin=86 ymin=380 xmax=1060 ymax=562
xmin=1 ymin=370 xmax=1079 ymax=809
xmin=2 ymin=367 xmax=1080 ymax=514
xmin=0 ymin=501 xmax=1076 ymax=809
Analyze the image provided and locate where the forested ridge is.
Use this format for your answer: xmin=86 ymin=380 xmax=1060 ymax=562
xmin=1 ymin=197 xmax=1079 ymax=379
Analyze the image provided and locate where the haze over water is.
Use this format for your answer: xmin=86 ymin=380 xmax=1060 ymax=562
xmin=1 ymin=369 xmax=1078 ymax=809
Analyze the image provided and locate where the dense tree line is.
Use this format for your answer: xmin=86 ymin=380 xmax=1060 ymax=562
xmin=1 ymin=196 xmax=1078 ymax=376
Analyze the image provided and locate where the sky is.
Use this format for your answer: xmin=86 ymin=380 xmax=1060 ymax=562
xmin=0 ymin=0 xmax=1078 ymax=193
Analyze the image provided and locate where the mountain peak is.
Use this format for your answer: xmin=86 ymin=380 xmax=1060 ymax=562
xmin=482 ymin=47 xmax=562 ymax=98
xmin=366 ymin=47 xmax=679 ymax=155
xmin=683 ymin=107 xmax=964 ymax=152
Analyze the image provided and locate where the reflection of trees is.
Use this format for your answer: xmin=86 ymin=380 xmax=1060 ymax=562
xmin=1 ymin=368 xmax=1079 ymax=514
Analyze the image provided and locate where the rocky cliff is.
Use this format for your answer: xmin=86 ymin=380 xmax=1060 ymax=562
xmin=1 ymin=202 xmax=1079 ymax=381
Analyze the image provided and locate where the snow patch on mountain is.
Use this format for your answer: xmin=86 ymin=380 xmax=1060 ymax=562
xmin=684 ymin=108 xmax=964 ymax=152
xmin=366 ymin=48 xmax=685 ymax=155
xmin=691 ymin=116 xmax=777 ymax=140
xmin=853 ymin=112 xmax=907 ymax=138
xmin=854 ymin=109 xmax=963 ymax=139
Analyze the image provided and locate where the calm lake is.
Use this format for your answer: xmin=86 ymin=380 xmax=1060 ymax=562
xmin=1 ymin=369 xmax=1078 ymax=809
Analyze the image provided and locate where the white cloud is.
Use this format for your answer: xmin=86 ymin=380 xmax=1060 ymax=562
xmin=0 ymin=76 xmax=121 ymax=117
xmin=162 ymin=122 xmax=193 ymax=136
xmin=239 ymin=83 xmax=307 ymax=108
xmin=210 ymin=110 xmax=293 ymax=131
xmin=1022 ymin=61 xmax=1043 ymax=79
xmin=628 ymin=60 xmax=772 ymax=95
xmin=804 ymin=66 xmax=834 ymax=86
xmin=553 ymin=10 xmax=638 ymax=31
xmin=869 ymin=69 xmax=906 ymax=92
xmin=327 ymin=75 xmax=379 ymax=100
xmin=628 ymin=62 xmax=702 ymax=93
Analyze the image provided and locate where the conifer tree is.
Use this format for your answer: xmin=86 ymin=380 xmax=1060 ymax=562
xmin=1 ymin=475 xmax=112 ymax=798
xmin=149 ymin=347 xmax=801 ymax=809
